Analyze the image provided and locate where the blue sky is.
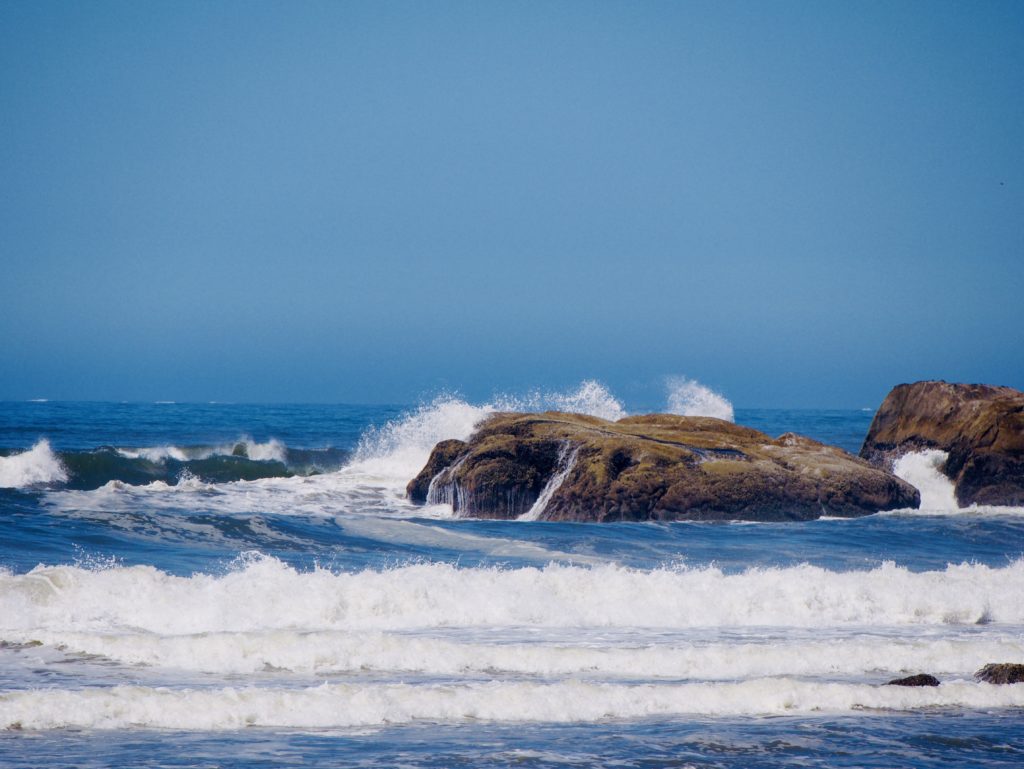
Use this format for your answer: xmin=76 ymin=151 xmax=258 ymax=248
xmin=2 ymin=0 xmax=1022 ymax=408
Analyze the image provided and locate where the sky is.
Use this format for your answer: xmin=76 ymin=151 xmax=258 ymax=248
xmin=1 ymin=0 xmax=1022 ymax=408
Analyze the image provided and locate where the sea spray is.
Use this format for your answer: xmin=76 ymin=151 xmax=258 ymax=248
xmin=666 ymin=377 xmax=735 ymax=422
xmin=350 ymin=381 xmax=627 ymax=484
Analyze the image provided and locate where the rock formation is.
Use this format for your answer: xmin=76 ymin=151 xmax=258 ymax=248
xmin=407 ymin=411 xmax=919 ymax=522
xmin=860 ymin=381 xmax=1024 ymax=506
xmin=885 ymin=674 xmax=940 ymax=687
xmin=975 ymin=663 xmax=1024 ymax=685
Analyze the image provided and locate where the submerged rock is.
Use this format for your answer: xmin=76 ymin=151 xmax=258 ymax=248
xmin=885 ymin=674 xmax=940 ymax=687
xmin=975 ymin=663 xmax=1024 ymax=684
xmin=860 ymin=381 xmax=1024 ymax=506
xmin=407 ymin=411 xmax=919 ymax=522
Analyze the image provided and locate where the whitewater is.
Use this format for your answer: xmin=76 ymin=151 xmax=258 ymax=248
xmin=1 ymin=384 xmax=1022 ymax=768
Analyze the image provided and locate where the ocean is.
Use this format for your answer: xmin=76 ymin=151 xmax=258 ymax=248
xmin=1 ymin=384 xmax=1022 ymax=768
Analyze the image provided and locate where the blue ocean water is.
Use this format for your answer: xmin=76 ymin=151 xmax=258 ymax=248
xmin=1 ymin=389 xmax=1022 ymax=767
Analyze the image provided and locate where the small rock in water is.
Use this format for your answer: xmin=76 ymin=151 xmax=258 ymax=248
xmin=885 ymin=674 xmax=940 ymax=687
xmin=975 ymin=663 xmax=1024 ymax=684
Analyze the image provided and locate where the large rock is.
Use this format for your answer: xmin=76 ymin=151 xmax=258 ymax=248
xmin=860 ymin=381 xmax=1024 ymax=506
xmin=407 ymin=412 xmax=919 ymax=522
xmin=975 ymin=663 xmax=1024 ymax=685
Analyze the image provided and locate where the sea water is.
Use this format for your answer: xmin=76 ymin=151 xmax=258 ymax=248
xmin=1 ymin=383 xmax=1022 ymax=767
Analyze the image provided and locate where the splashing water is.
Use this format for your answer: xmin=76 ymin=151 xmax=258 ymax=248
xmin=893 ymin=450 xmax=959 ymax=511
xmin=665 ymin=377 xmax=735 ymax=422
xmin=351 ymin=381 xmax=627 ymax=483
xmin=542 ymin=380 xmax=628 ymax=421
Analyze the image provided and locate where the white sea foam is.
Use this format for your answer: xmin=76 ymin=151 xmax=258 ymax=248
xmin=0 ymin=440 xmax=68 ymax=488
xmin=3 ymin=678 xmax=1023 ymax=730
xmin=665 ymin=377 xmax=734 ymax=422
xmin=10 ymin=627 xmax=1022 ymax=679
xmin=352 ymin=395 xmax=491 ymax=481
xmin=893 ymin=450 xmax=959 ymax=511
xmin=2 ymin=557 xmax=1020 ymax=636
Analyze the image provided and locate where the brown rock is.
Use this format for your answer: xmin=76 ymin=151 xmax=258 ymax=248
xmin=860 ymin=381 xmax=1024 ymax=506
xmin=885 ymin=674 xmax=940 ymax=687
xmin=407 ymin=439 xmax=469 ymax=503
xmin=408 ymin=411 xmax=919 ymax=522
xmin=975 ymin=663 xmax=1024 ymax=684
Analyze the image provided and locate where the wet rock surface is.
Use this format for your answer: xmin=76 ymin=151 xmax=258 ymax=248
xmin=975 ymin=663 xmax=1024 ymax=685
xmin=860 ymin=381 xmax=1024 ymax=506
xmin=408 ymin=411 xmax=919 ymax=522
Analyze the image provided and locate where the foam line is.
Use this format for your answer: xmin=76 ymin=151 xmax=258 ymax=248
xmin=3 ymin=679 xmax=1023 ymax=730
xmin=8 ymin=628 xmax=1022 ymax=679
xmin=2 ymin=557 xmax=1020 ymax=635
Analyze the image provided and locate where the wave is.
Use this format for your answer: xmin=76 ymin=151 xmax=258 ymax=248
xmin=0 ymin=441 xmax=352 ymax=492
xmin=116 ymin=437 xmax=287 ymax=464
xmin=666 ymin=377 xmax=735 ymax=422
xmin=0 ymin=440 xmax=67 ymax=488
xmin=3 ymin=678 xmax=1023 ymax=730
xmin=2 ymin=556 xmax=1020 ymax=635
xmin=9 ymin=627 xmax=1023 ymax=679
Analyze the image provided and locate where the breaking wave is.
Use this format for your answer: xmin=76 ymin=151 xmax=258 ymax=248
xmin=3 ymin=679 xmax=1023 ymax=730
xmin=351 ymin=377 xmax=730 ymax=489
xmin=0 ymin=440 xmax=67 ymax=488
xmin=13 ymin=442 xmax=349 ymax=492
xmin=14 ymin=378 xmax=729 ymax=500
xmin=3 ymin=556 xmax=1020 ymax=635
xmin=350 ymin=380 xmax=626 ymax=486
xmin=117 ymin=437 xmax=287 ymax=464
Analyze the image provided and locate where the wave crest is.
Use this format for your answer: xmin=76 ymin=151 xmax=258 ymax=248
xmin=0 ymin=440 xmax=68 ymax=488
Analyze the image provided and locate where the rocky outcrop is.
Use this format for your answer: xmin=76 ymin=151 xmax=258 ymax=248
xmin=407 ymin=411 xmax=919 ymax=522
xmin=405 ymin=439 xmax=469 ymax=504
xmin=976 ymin=663 xmax=1024 ymax=684
xmin=860 ymin=381 xmax=1024 ymax=506
xmin=885 ymin=674 xmax=940 ymax=687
